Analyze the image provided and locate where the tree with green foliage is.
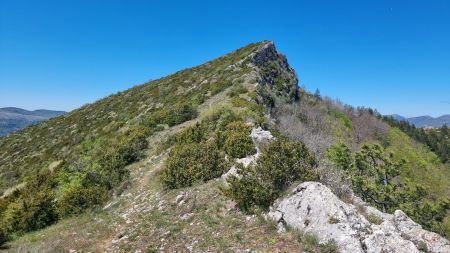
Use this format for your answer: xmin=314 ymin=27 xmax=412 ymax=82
xmin=326 ymin=143 xmax=450 ymax=237
xmin=352 ymin=144 xmax=403 ymax=212
xmin=326 ymin=143 xmax=353 ymax=172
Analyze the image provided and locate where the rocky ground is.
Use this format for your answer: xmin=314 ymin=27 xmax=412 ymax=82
xmin=268 ymin=182 xmax=450 ymax=253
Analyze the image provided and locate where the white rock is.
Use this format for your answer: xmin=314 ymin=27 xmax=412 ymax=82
xmin=250 ymin=127 xmax=275 ymax=154
xmin=268 ymin=182 xmax=450 ymax=253
xmin=175 ymin=192 xmax=185 ymax=204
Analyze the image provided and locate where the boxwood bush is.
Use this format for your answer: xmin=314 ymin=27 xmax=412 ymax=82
xmin=161 ymin=141 xmax=227 ymax=189
xmin=224 ymin=138 xmax=317 ymax=212
xmin=222 ymin=121 xmax=256 ymax=159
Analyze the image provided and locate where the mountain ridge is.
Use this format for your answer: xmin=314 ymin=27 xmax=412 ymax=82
xmin=1 ymin=41 xmax=449 ymax=252
xmin=387 ymin=114 xmax=450 ymax=128
xmin=0 ymin=107 xmax=65 ymax=136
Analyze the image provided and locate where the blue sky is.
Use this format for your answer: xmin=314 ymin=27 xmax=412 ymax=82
xmin=1 ymin=0 xmax=449 ymax=117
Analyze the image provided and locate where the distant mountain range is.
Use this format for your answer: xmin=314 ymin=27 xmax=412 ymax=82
xmin=0 ymin=107 xmax=65 ymax=136
xmin=388 ymin=114 xmax=450 ymax=128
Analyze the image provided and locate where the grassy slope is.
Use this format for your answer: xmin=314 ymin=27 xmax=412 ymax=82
xmin=386 ymin=127 xmax=450 ymax=197
xmin=0 ymin=42 xmax=263 ymax=194
xmin=6 ymin=90 xmax=305 ymax=252
xmin=2 ymin=41 xmax=313 ymax=252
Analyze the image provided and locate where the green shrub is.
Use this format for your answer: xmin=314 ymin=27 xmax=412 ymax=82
xmin=223 ymin=164 xmax=275 ymax=211
xmin=223 ymin=122 xmax=256 ymax=158
xmin=352 ymin=144 xmax=403 ymax=212
xmin=302 ymin=233 xmax=319 ymax=252
xmin=145 ymin=104 xmax=198 ymax=128
xmin=161 ymin=141 xmax=227 ymax=189
xmin=319 ymin=239 xmax=339 ymax=253
xmin=231 ymin=97 xmax=252 ymax=108
xmin=203 ymin=107 xmax=242 ymax=131
xmin=165 ymin=104 xmax=198 ymax=127
xmin=326 ymin=143 xmax=353 ymax=171
xmin=328 ymin=216 xmax=339 ymax=224
xmin=367 ymin=214 xmax=383 ymax=225
xmin=2 ymin=188 xmax=57 ymax=234
xmin=224 ymin=139 xmax=316 ymax=211
xmin=210 ymin=80 xmax=232 ymax=95
xmin=97 ymin=129 xmax=148 ymax=188
xmin=328 ymin=141 xmax=450 ymax=237
xmin=57 ymin=185 xmax=109 ymax=217
xmin=174 ymin=122 xmax=209 ymax=145
xmin=417 ymin=241 xmax=428 ymax=252
xmin=256 ymin=139 xmax=316 ymax=190
xmin=443 ymin=216 xmax=450 ymax=239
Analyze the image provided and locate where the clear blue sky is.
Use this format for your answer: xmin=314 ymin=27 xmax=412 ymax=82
xmin=1 ymin=0 xmax=449 ymax=117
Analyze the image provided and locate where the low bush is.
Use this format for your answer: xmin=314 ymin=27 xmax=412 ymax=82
xmin=57 ymin=185 xmax=109 ymax=217
xmin=165 ymin=104 xmax=198 ymax=127
xmin=1 ymin=188 xmax=57 ymax=235
xmin=203 ymin=107 xmax=242 ymax=131
xmin=145 ymin=104 xmax=198 ymax=128
xmin=174 ymin=122 xmax=209 ymax=145
xmin=222 ymin=121 xmax=256 ymax=158
xmin=161 ymin=141 xmax=227 ymax=189
xmin=326 ymin=143 xmax=353 ymax=172
xmin=367 ymin=214 xmax=383 ymax=225
xmin=224 ymin=139 xmax=316 ymax=212
xmin=98 ymin=129 xmax=148 ymax=188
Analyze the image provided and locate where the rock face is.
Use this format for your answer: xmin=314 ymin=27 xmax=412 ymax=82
xmin=268 ymin=182 xmax=450 ymax=253
xmin=252 ymin=41 xmax=299 ymax=105
xmin=250 ymin=126 xmax=275 ymax=154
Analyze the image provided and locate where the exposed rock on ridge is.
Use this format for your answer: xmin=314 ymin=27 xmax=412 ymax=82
xmin=222 ymin=127 xmax=275 ymax=182
xmin=268 ymin=182 xmax=450 ymax=253
xmin=252 ymin=41 xmax=299 ymax=107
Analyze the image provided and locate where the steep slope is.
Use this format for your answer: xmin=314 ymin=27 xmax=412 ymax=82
xmin=0 ymin=107 xmax=65 ymax=136
xmin=1 ymin=41 xmax=449 ymax=252
xmin=1 ymin=41 xmax=309 ymax=251
xmin=0 ymin=42 xmax=264 ymax=194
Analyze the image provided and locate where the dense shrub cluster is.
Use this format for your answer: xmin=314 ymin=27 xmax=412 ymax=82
xmin=161 ymin=108 xmax=260 ymax=189
xmin=0 ymin=170 xmax=58 ymax=240
xmin=326 ymin=143 xmax=450 ymax=237
xmin=222 ymin=122 xmax=256 ymax=159
xmin=145 ymin=104 xmax=198 ymax=128
xmin=0 ymin=126 xmax=149 ymax=244
xmin=161 ymin=141 xmax=227 ymax=189
xmin=224 ymin=139 xmax=316 ymax=212
xmin=57 ymin=185 xmax=109 ymax=217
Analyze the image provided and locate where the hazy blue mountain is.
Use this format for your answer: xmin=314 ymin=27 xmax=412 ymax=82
xmin=389 ymin=114 xmax=406 ymax=121
xmin=0 ymin=107 xmax=65 ymax=136
xmin=387 ymin=114 xmax=450 ymax=128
